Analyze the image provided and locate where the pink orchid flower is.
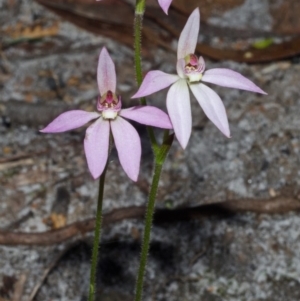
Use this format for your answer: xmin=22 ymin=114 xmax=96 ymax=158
xmin=41 ymin=48 xmax=172 ymax=181
xmin=96 ymin=0 xmax=173 ymax=14
xmin=132 ymin=8 xmax=267 ymax=149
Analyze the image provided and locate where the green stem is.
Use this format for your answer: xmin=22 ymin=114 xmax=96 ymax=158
xmin=133 ymin=1 xmax=174 ymax=299
xmin=88 ymin=164 xmax=108 ymax=301
xmin=134 ymin=134 xmax=174 ymax=301
xmin=134 ymin=13 xmax=144 ymax=89
xmin=134 ymin=0 xmax=158 ymax=152
xmin=135 ymin=0 xmax=146 ymax=15
xmin=134 ymin=162 xmax=163 ymax=301
xmin=134 ymin=0 xmax=146 ymax=86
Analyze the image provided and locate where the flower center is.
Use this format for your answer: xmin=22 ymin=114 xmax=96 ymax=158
xmin=97 ymin=90 xmax=121 ymax=120
xmin=184 ymin=54 xmax=205 ymax=83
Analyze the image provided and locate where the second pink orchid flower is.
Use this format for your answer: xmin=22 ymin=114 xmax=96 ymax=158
xmin=132 ymin=8 xmax=267 ymax=149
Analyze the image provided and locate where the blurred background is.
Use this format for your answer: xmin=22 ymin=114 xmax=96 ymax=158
xmin=1 ymin=0 xmax=300 ymax=300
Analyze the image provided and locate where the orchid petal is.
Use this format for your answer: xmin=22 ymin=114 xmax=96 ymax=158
xmin=120 ymin=106 xmax=172 ymax=129
xmin=167 ymin=79 xmax=191 ymax=149
xmin=158 ymin=0 xmax=173 ymax=14
xmin=40 ymin=110 xmax=100 ymax=133
xmin=176 ymin=59 xmax=186 ymax=78
xmin=84 ymin=118 xmax=110 ymax=179
xmin=202 ymin=68 xmax=267 ymax=94
xmin=97 ymin=47 xmax=116 ymax=95
xmin=177 ymin=8 xmax=200 ymax=59
xmin=111 ymin=117 xmax=141 ymax=181
xmin=132 ymin=71 xmax=179 ymax=98
xmin=190 ymin=83 xmax=230 ymax=137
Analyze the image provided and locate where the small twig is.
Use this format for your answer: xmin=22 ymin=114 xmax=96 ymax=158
xmin=0 ymin=197 xmax=299 ymax=246
xmin=34 ymin=0 xmax=300 ymax=63
xmin=12 ymin=273 xmax=27 ymax=301
xmin=0 ymin=206 xmax=145 ymax=246
xmin=189 ymin=247 xmax=207 ymax=267
xmin=2 ymin=211 xmax=34 ymax=231
xmin=27 ymin=243 xmax=77 ymax=301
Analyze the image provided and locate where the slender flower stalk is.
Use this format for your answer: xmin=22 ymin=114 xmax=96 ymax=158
xmin=134 ymin=133 xmax=173 ymax=301
xmin=134 ymin=0 xmax=158 ymax=150
xmin=88 ymin=163 xmax=107 ymax=301
xmin=133 ymin=1 xmax=174 ymax=300
xmin=135 ymin=163 xmax=163 ymax=301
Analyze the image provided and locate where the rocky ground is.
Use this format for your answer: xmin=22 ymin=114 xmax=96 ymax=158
xmin=1 ymin=0 xmax=300 ymax=300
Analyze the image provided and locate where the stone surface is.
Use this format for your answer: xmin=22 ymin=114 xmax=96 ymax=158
xmin=0 ymin=0 xmax=300 ymax=301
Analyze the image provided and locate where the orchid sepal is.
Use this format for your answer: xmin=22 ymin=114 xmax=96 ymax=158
xmin=132 ymin=71 xmax=179 ymax=98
